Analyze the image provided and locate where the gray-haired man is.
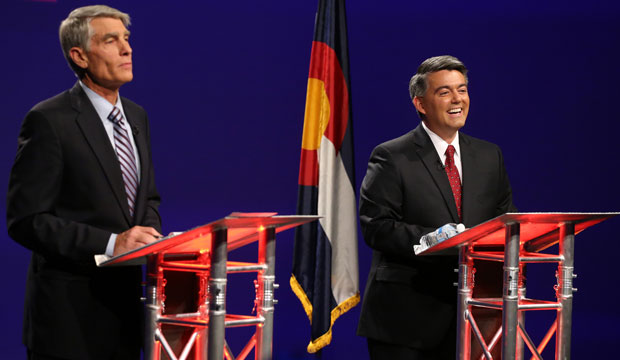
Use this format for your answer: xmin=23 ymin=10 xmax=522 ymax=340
xmin=7 ymin=5 xmax=162 ymax=359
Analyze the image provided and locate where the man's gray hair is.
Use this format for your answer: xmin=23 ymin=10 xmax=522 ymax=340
xmin=408 ymin=55 xmax=468 ymax=119
xmin=59 ymin=5 xmax=130 ymax=78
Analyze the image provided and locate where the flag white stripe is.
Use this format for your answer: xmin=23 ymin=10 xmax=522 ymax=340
xmin=317 ymin=135 xmax=359 ymax=304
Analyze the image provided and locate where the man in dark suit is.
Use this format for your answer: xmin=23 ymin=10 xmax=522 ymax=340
xmin=7 ymin=5 xmax=162 ymax=359
xmin=357 ymin=55 xmax=516 ymax=359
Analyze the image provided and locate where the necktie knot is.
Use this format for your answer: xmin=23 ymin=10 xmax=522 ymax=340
xmin=107 ymin=106 xmax=124 ymax=125
xmin=445 ymin=145 xmax=456 ymax=161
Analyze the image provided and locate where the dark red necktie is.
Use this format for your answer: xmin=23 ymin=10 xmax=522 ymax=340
xmin=445 ymin=145 xmax=462 ymax=220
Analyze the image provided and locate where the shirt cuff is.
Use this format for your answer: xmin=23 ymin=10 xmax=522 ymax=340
xmin=105 ymin=233 xmax=118 ymax=257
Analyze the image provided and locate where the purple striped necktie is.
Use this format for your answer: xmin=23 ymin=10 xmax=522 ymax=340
xmin=108 ymin=106 xmax=139 ymax=217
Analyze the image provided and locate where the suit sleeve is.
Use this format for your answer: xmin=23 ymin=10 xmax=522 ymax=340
xmin=359 ymin=145 xmax=435 ymax=259
xmin=6 ymin=110 xmax=111 ymax=262
xmin=495 ymin=147 xmax=517 ymax=215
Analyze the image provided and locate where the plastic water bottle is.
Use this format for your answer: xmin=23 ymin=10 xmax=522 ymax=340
xmin=419 ymin=223 xmax=466 ymax=248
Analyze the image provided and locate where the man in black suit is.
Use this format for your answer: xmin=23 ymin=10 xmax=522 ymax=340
xmin=357 ymin=55 xmax=516 ymax=359
xmin=7 ymin=5 xmax=162 ymax=359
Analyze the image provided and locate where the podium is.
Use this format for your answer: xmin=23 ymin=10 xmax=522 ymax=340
xmin=98 ymin=213 xmax=318 ymax=360
xmin=418 ymin=212 xmax=618 ymax=360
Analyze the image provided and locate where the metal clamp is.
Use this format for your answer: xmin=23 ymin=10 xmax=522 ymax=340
xmin=503 ymin=266 xmax=519 ymax=298
xmin=209 ymin=277 xmax=227 ymax=315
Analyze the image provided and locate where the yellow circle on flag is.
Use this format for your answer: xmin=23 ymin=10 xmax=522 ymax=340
xmin=301 ymin=78 xmax=330 ymax=151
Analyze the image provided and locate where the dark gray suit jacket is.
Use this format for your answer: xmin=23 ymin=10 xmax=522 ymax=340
xmin=357 ymin=124 xmax=515 ymax=349
xmin=7 ymin=82 xmax=161 ymax=359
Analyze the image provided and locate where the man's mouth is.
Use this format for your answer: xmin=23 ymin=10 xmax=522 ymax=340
xmin=448 ymin=108 xmax=462 ymax=115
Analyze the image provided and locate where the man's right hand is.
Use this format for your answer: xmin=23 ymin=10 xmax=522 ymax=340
xmin=113 ymin=226 xmax=162 ymax=256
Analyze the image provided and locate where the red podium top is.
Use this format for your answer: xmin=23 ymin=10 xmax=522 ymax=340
xmin=96 ymin=213 xmax=319 ymax=267
xmin=419 ymin=212 xmax=618 ymax=256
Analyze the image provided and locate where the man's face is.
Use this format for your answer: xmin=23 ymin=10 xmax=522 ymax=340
xmin=83 ymin=17 xmax=133 ymax=90
xmin=414 ymin=70 xmax=469 ymax=141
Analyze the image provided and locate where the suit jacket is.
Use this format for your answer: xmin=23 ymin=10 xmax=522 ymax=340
xmin=357 ymin=124 xmax=515 ymax=349
xmin=7 ymin=82 xmax=162 ymax=359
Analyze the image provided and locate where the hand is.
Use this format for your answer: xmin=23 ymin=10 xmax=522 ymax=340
xmin=113 ymin=226 xmax=162 ymax=256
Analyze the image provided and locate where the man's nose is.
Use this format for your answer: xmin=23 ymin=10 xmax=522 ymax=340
xmin=120 ymin=40 xmax=132 ymax=56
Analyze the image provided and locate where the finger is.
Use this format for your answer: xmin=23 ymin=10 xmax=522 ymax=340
xmin=138 ymin=226 xmax=163 ymax=238
xmin=135 ymin=234 xmax=158 ymax=245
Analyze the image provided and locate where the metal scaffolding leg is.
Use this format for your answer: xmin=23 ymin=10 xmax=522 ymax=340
xmin=518 ymin=265 xmax=527 ymax=360
xmin=537 ymin=319 xmax=557 ymax=356
xmin=196 ymin=254 xmax=209 ymax=360
xmin=556 ymin=222 xmax=575 ymax=360
xmin=479 ymin=326 xmax=502 ymax=360
xmin=467 ymin=310 xmax=493 ymax=360
xmin=502 ymin=222 xmax=520 ymax=360
xmin=457 ymin=246 xmax=474 ymax=359
xmin=256 ymin=226 xmax=277 ymax=360
xmin=517 ymin=322 xmax=542 ymax=360
xmin=145 ymin=254 xmax=164 ymax=360
xmin=208 ymin=228 xmax=228 ymax=360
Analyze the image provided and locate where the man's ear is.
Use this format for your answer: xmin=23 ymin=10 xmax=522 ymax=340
xmin=413 ymin=96 xmax=426 ymax=116
xmin=69 ymin=47 xmax=88 ymax=70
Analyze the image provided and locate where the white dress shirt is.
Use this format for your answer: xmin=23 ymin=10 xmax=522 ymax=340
xmin=421 ymin=121 xmax=462 ymax=181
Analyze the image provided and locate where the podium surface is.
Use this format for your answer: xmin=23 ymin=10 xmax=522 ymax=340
xmin=99 ymin=213 xmax=319 ymax=360
xmin=418 ymin=212 xmax=616 ymax=256
xmin=98 ymin=213 xmax=317 ymax=267
xmin=420 ymin=212 xmax=618 ymax=360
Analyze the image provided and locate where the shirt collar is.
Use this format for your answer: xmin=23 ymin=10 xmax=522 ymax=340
xmin=420 ymin=121 xmax=460 ymax=160
xmin=79 ymin=80 xmax=125 ymax=122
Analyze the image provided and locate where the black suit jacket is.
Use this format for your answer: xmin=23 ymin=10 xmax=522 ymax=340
xmin=7 ymin=82 xmax=162 ymax=359
xmin=357 ymin=124 xmax=515 ymax=349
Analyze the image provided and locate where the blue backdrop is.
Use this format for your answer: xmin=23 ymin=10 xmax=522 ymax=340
xmin=1 ymin=0 xmax=619 ymax=358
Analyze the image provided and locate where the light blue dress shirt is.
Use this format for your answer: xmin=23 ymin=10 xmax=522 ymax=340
xmin=79 ymin=81 xmax=141 ymax=256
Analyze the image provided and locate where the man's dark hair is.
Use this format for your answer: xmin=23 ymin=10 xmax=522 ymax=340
xmin=409 ymin=55 xmax=468 ymax=119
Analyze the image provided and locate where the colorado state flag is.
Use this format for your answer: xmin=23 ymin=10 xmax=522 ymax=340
xmin=290 ymin=0 xmax=359 ymax=353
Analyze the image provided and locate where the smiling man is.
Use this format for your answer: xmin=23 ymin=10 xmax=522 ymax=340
xmin=357 ymin=55 xmax=516 ymax=359
xmin=7 ymin=5 xmax=161 ymax=359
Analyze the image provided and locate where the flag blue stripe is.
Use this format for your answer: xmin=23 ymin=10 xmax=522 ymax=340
xmin=292 ymin=185 xmax=318 ymax=293
xmin=310 ymin=222 xmax=336 ymax=340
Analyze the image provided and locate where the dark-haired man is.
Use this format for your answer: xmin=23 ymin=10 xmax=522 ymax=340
xmin=7 ymin=5 xmax=161 ymax=359
xmin=357 ymin=55 xmax=516 ymax=359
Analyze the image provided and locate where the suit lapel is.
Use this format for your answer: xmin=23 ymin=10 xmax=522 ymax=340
xmin=70 ymin=83 xmax=133 ymax=225
xmin=412 ymin=125 xmax=460 ymax=222
xmin=122 ymin=98 xmax=148 ymax=222
xmin=460 ymin=133 xmax=478 ymax=226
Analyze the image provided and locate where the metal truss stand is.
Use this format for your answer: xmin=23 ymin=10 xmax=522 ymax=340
xmin=97 ymin=213 xmax=318 ymax=360
xmin=421 ymin=212 xmax=618 ymax=360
